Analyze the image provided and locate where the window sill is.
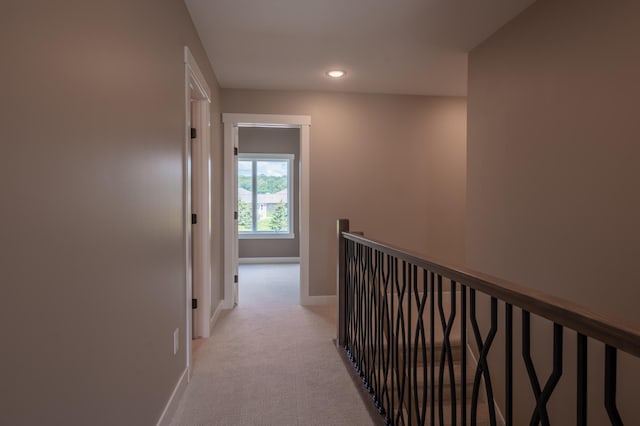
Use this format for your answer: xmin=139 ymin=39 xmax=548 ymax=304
xmin=239 ymin=233 xmax=295 ymax=240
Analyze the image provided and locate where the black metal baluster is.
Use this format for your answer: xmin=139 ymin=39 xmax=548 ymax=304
xmin=470 ymin=291 xmax=497 ymax=425
xmin=522 ymin=311 xmax=541 ymax=424
xmin=448 ymin=281 xmax=457 ymax=425
xmin=380 ymin=252 xmax=391 ymax=420
xmin=373 ymin=250 xmax=382 ymax=412
xmin=346 ymin=240 xmax=354 ymax=359
xmin=364 ymin=247 xmax=373 ymax=393
xmin=604 ymin=345 xmax=623 ymax=426
xmin=353 ymin=243 xmax=360 ymax=370
xmin=437 ymin=276 xmax=444 ymax=425
xmin=350 ymin=240 xmax=356 ymax=356
xmin=461 ymin=285 xmax=467 ymax=426
xmin=522 ymin=312 xmax=564 ymax=426
xmin=371 ymin=251 xmax=378 ymax=403
xmin=539 ymin=324 xmax=564 ymax=425
xmin=389 ymin=256 xmax=396 ymax=426
xmin=577 ymin=333 xmax=587 ymax=426
xmin=370 ymin=248 xmax=376 ymax=395
xmin=369 ymin=248 xmax=379 ymax=397
xmin=349 ymin=242 xmax=355 ymax=360
xmin=437 ymin=276 xmax=457 ymax=425
xmin=506 ymin=303 xmax=513 ymax=426
xmin=413 ymin=269 xmax=428 ymax=425
xmin=407 ymin=263 xmax=413 ymax=426
xmin=395 ymin=259 xmax=407 ymax=426
xmin=358 ymin=244 xmax=366 ymax=377
xmin=362 ymin=247 xmax=367 ymax=378
xmin=344 ymin=240 xmax=349 ymax=354
xmin=429 ymin=272 xmax=435 ymax=426
xmin=364 ymin=247 xmax=371 ymax=384
xmin=362 ymin=247 xmax=368 ymax=383
xmin=357 ymin=243 xmax=364 ymax=373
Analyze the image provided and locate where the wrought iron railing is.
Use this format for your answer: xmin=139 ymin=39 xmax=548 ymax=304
xmin=336 ymin=219 xmax=640 ymax=426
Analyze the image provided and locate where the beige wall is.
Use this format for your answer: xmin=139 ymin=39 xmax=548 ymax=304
xmin=223 ymin=90 xmax=467 ymax=296
xmin=0 ymin=1 xmax=222 ymax=424
xmin=238 ymin=127 xmax=300 ymax=259
xmin=467 ymin=0 xmax=640 ymax=423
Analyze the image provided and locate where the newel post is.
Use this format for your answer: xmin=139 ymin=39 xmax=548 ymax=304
xmin=337 ymin=218 xmax=349 ymax=347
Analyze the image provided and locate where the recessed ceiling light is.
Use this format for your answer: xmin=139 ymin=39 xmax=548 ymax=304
xmin=326 ymin=69 xmax=346 ymax=79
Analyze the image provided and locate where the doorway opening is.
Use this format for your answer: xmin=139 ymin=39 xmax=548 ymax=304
xmin=235 ymin=126 xmax=301 ymax=304
xmin=222 ymin=114 xmax=311 ymax=308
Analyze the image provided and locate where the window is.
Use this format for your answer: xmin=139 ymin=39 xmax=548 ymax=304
xmin=237 ymin=153 xmax=294 ymax=238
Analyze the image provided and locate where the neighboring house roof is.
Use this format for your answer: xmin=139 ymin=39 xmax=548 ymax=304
xmin=238 ymin=187 xmax=252 ymax=203
xmin=238 ymin=188 xmax=287 ymax=204
xmin=258 ymin=189 xmax=287 ymax=204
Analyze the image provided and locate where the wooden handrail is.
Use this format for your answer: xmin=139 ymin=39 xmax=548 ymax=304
xmin=340 ymin=227 xmax=640 ymax=358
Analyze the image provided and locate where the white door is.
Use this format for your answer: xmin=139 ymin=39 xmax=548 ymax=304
xmin=190 ymin=112 xmax=197 ymax=337
xmin=232 ymin=125 xmax=240 ymax=306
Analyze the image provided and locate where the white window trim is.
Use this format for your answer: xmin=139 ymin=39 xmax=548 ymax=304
xmin=238 ymin=153 xmax=295 ymax=239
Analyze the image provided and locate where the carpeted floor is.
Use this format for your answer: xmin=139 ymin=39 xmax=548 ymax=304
xmin=237 ymin=263 xmax=300 ymax=306
xmin=169 ymin=264 xmax=375 ymax=426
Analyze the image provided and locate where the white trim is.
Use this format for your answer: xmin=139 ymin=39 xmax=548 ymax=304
xmin=239 ymin=233 xmax=295 ymax=240
xmin=184 ymin=48 xmax=211 ymax=102
xmin=238 ymin=153 xmax=294 ymax=237
xmin=223 ymin=114 xmax=311 ymax=308
xmin=209 ymin=299 xmax=224 ymax=331
xmin=190 ymin=99 xmax=212 ymax=339
xmin=300 ymin=295 xmax=336 ymax=305
xmin=239 ymin=257 xmax=300 ymax=264
xmin=240 ymin=153 xmax=295 ymax=159
xmin=298 ymin=124 xmax=311 ymax=306
xmin=183 ymin=47 xmax=212 ymax=384
xmin=156 ymin=368 xmax=188 ymax=426
xmin=182 ymin=49 xmax=194 ymax=376
xmin=223 ymin=123 xmax=237 ymax=308
xmin=223 ymin=113 xmax=310 ymax=127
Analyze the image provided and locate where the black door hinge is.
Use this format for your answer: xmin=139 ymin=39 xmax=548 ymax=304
xmin=234 ymin=275 xmax=238 ymax=283
xmin=190 ymin=128 xmax=197 ymax=139
xmin=192 ymin=298 xmax=198 ymax=309
xmin=234 ymin=211 xmax=238 ymax=220
xmin=191 ymin=213 xmax=197 ymax=225
xmin=233 ymin=147 xmax=238 ymax=156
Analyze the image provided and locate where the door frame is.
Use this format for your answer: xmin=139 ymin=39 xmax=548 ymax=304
xmin=222 ymin=113 xmax=312 ymax=306
xmin=184 ymin=47 xmax=211 ymax=375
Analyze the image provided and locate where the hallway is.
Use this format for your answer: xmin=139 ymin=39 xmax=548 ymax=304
xmin=169 ymin=264 xmax=374 ymax=425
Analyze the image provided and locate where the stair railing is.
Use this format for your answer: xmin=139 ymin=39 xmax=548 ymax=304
xmin=337 ymin=219 xmax=640 ymax=426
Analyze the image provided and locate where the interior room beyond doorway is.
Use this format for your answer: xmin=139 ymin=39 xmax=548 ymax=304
xmin=238 ymin=263 xmax=300 ymax=305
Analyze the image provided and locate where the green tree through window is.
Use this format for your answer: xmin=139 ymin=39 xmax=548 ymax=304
xmin=269 ymin=202 xmax=288 ymax=231
xmin=237 ymin=200 xmax=252 ymax=231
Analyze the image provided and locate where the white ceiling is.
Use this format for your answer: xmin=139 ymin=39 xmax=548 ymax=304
xmin=185 ymin=0 xmax=535 ymax=96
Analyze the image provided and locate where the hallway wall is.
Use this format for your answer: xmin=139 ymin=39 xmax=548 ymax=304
xmin=0 ymin=1 xmax=221 ymax=424
xmin=223 ymin=90 xmax=467 ymax=297
xmin=467 ymin=0 xmax=640 ymax=423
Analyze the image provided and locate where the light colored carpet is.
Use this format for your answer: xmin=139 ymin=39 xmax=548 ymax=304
xmin=237 ymin=263 xmax=300 ymax=306
xmin=170 ymin=264 xmax=375 ymax=426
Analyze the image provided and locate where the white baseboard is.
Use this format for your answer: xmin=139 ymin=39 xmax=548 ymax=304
xmin=301 ymin=295 xmax=336 ymax=306
xmin=221 ymin=298 xmax=235 ymax=309
xmin=156 ymin=367 xmax=188 ymax=426
xmin=239 ymin=257 xmax=300 ymax=264
xmin=209 ymin=300 xmax=224 ymax=330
